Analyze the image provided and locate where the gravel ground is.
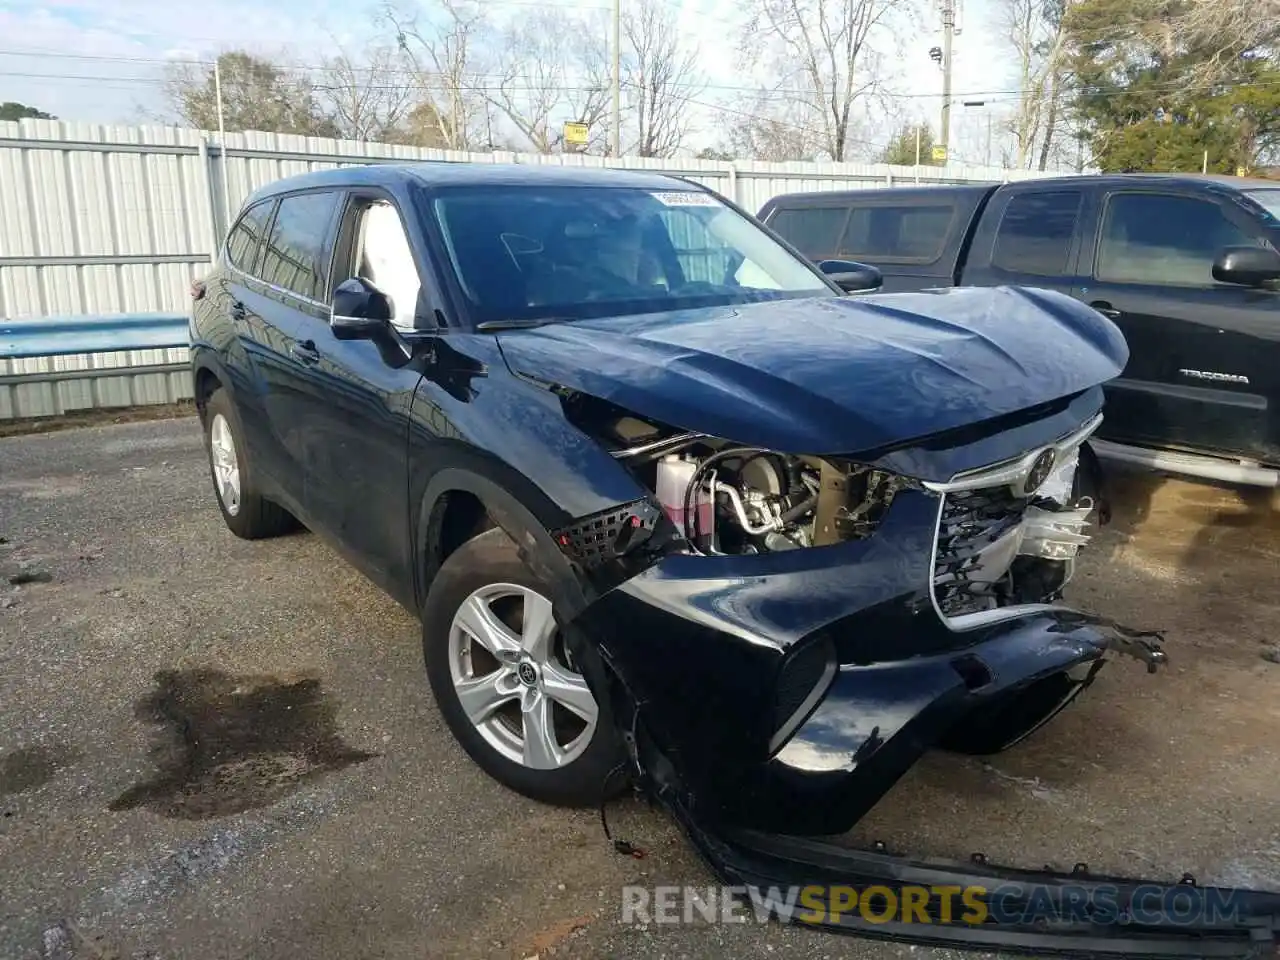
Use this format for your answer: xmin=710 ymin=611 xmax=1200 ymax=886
xmin=2 ymin=414 xmax=1278 ymax=960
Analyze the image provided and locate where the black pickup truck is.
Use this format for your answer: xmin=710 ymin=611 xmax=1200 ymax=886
xmin=758 ymin=174 xmax=1280 ymax=487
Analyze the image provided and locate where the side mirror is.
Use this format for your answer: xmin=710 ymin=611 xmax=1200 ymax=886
xmin=330 ymin=276 xmax=393 ymax=340
xmin=818 ymin=259 xmax=884 ymax=294
xmin=1212 ymin=245 xmax=1280 ymax=288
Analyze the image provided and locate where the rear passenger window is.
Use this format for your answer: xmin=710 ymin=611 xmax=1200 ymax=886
xmin=992 ymin=191 xmax=1081 ymax=276
xmin=225 ymin=199 xmax=274 ymax=274
xmin=839 ymin=204 xmax=954 ymax=262
xmin=1096 ymin=193 xmax=1253 ymax=286
xmin=258 ymin=191 xmax=342 ymax=302
xmin=766 ymin=207 xmax=849 ymax=259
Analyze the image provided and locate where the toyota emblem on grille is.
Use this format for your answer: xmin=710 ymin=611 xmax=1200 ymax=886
xmin=1024 ymin=448 xmax=1057 ymax=495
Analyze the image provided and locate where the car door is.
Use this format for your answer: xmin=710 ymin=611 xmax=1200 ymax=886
xmin=1073 ymin=189 xmax=1280 ymax=464
xmin=216 ymin=197 xmax=293 ymax=491
xmin=294 ymin=189 xmax=431 ymax=601
xmin=250 ymin=189 xmax=346 ymax=512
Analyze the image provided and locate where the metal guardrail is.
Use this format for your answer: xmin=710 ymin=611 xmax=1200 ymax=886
xmin=0 ymin=313 xmax=191 ymax=389
xmin=0 ymin=314 xmax=190 ymax=360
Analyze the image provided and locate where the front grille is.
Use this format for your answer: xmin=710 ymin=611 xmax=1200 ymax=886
xmin=932 ymin=486 xmax=1029 ymax=618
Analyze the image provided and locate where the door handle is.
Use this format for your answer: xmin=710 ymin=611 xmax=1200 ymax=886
xmin=290 ymin=339 xmax=320 ymax=364
xmin=230 ymin=300 xmax=247 ymax=321
xmin=1089 ymin=300 xmax=1121 ymax=319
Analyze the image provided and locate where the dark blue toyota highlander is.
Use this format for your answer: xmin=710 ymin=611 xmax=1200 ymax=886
xmin=189 ymin=162 xmax=1280 ymax=955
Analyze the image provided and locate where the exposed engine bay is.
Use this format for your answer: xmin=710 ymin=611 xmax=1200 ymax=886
xmin=575 ymin=397 xmax=1100 ymax=621
xmin=649 ymin=444 xmax=912 ymax=556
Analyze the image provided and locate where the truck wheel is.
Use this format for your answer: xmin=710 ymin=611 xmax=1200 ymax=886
xmin=203 ymin=387 xmax=297 ymax=539
xmin=422 ymin=527 xmax=626 ymax=807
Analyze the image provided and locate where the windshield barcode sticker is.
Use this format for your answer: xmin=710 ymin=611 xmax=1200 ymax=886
xmin=652 ymin=191 xmax=720 ymax=207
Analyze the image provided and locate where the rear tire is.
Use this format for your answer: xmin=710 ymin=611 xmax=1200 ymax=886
xmin=422 ymin=527 xmax=625 ymax=807
xmin=202 ymin=387 xmax=297 ymax=540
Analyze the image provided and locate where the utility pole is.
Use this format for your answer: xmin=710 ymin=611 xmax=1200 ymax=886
xmin=611 ymin=0 xmax=621 ymax=157
xmin=213 ymin=56 xmax=231 ymax=238
xmin=939 ymin=0 xmax=955 ymax=159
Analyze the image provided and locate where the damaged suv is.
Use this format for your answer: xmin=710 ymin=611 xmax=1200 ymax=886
xmin=191 ymin=164 xmax=1280 ymax=955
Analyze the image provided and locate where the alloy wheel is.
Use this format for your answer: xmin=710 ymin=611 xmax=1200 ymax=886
xmin=447 ymin=583 xmax=599 ymax=770
xmin=209 ymin=413 xmax=241 ymax=517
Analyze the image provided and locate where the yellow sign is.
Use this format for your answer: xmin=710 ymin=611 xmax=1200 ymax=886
xmin=564 ymin=121 xmax=589 ymax=146
xmin=1236 ymin=166 xmax=1247 ymax=177
xmin=931 ymin=145 xmax=948 ymax=162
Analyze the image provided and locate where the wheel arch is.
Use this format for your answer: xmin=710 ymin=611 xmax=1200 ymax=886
xmin=191 ymin=348 xmax=235 ymax=425
xmin=415 ymin=465 xmax=588 ymax=620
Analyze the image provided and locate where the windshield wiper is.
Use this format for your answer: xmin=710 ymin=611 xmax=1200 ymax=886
xmin=475 ymin=317 xmax=571 ymax=332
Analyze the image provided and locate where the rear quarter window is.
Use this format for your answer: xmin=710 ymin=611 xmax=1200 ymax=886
xmin=226 ymin=199 xmax=275 ymax=275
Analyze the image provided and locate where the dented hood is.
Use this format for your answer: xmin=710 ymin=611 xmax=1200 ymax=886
xmin=496 ymin=286 xmax=1128 ymax=456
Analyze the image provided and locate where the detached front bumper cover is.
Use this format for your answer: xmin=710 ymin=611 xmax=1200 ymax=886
xmin=678 ymin=816 xmax=1280 ymax=958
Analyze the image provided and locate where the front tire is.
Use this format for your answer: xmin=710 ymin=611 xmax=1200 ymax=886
xmin=202 ymin=387 xmax=296 ymax=540
xmin=422 ymin=527 xmax=625 ymax=806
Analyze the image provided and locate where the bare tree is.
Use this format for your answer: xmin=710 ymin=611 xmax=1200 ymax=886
xmin=723 ymin=91 xmax=824 ymax=161
xmin=163 ymin=51 xmax=336 ymax=136
xmin=622 ymin=0 xmax=704 ymax=157
xmin=382 ymin=0 xmax=486 ymax=150
xmin=484 ymin=9 xmax=572 ymax=153
xmin=1168 ymin=0 xmax=1280 ymax=84
xmin=740 ymin=0 xmax=913 ymax=160
xmin=1000 ymin=0 xmax=1073 ymax=169
xmin=562 ymin=12 xmax=614 ymax=154
xmin=316 ymin=43 xmax=416 ymax=142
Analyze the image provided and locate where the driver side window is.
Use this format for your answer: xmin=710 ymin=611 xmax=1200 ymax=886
xmin=1096 ymin=193 xmax=1255 ymax=287
xmin=354 ymin=200 xmax=422 ymax=329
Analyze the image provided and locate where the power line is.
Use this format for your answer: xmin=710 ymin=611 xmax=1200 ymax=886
xmin=5 ymin=62 xmax=1279 ymax=107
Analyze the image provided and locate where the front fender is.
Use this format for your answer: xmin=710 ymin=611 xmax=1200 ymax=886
xmin=407 ymin=342 xmax=659 ymax=616
xmin=413 ymin=463 xmax=592 ymax=619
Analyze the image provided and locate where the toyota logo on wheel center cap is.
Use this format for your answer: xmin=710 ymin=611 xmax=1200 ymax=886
xmin=1024 ymin=448 xmax=1057 ymax=495
xmin=517 ymin=662 xmax=539 ymax=686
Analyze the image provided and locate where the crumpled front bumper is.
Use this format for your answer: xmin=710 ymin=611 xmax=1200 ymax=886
xmin=677 ymin=820 xmax=1280 ymax=958
xmin=718 ymin=609 xmax=1165 ymax=836
xmin=572 ymin=484 xmax=1168 ymax=837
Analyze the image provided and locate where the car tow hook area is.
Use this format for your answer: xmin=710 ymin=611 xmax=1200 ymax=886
xmin=674 ymin=814 xmax=1280 ymax=959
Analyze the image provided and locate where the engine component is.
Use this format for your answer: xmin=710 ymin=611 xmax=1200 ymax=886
xmin=656 ymin=454 xmax=712 ymax=538
xmin=647 ymin=445 xmax=904 ymax=558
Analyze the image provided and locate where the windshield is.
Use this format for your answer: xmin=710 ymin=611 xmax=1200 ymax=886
xmin=430 ymin=185 xmax=834 ymax=325
xmin=1245 ymin=188 xmax=1280 ymax=221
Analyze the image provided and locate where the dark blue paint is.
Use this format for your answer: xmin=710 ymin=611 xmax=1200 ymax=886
xmin=190 ymin=163 xmax=1136 ymax=847
xmin=496 ymin=285 xmax=1126 ymax=461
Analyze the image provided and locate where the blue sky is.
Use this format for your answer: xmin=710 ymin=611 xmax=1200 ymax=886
xmin=0 ymin=0 xmax=1009 ymax=159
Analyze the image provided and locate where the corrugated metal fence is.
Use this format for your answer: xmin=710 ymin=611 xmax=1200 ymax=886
xmin=0 ymin=118 xmax=1060 ymax=419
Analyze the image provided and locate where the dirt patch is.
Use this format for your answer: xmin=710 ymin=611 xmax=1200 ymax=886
xmin=110 ymin=668 xmax=376 ymax=819
xmin=0 ymin=402 xmax=196 ymax=439
xmin=519 ymin=913 xmax=595 ymax=957
xmin=0 ymin=744 xmax=81 ymax=797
